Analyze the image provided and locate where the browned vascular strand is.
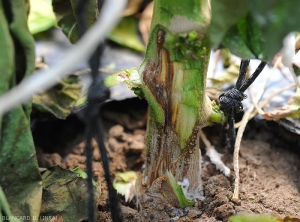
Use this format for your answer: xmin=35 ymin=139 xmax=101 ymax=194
xmin=142 ymin=29 xmax=178 ymax=186
xmin=141 ymin=29 xmax=202 ymax=191
xmin=142 ymin=29 xmax=174 ymax=126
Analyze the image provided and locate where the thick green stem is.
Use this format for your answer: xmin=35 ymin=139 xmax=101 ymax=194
xmin=137 ymin=0 xmax=224 ymax=206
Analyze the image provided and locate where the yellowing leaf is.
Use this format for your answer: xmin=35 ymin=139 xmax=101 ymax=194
xmin=33 ymin=75 xmax=82 ymax=119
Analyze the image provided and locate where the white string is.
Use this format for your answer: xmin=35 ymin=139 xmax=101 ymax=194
xmin=0 ymin=0 xmax=127 ymax=115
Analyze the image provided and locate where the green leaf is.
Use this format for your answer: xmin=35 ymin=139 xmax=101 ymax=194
xmin=247 ymin=0 xmax=300 ymax=60
xmin=33 ymin=75 xmax=82 ymax=119
xmin=72 ymin=166 xmax=99 ymax=187
xmin=108 ymin=16 xmax=146 ymax=52
xmin=210 ymin=1 xmax=260 ymax=59
xmin=28 ymin=0 xmax=56 ymax=34
xmin=40 ymin=166 xmax=100 ymax=222
xmin=165 ymin=171 xmax=195 ymax=208
xmin=0 ymin=108 xmax=43 ymax=220
xmin=0 ymin=187 xmax=20 ymax=222
xmin=0 ymin=1 xmax=14 ymax=95
xmin=220 ymin=14 xmax=264 ymax=59
xmin=210 ymin=0 xmax=249 ymax=48
xmin=52 ymin=0 xmax=99 ymax=43
xmin=210 ymin=0 xmax=300 ymax=61
xmin=0 ymin=0 xmax=43 ymax=220
xmin=57 ymin=12 xmax=80 ymax=43
xmin=236 ymin=14 xmax=265 ymax=59
xmin=229 ymin=214 xmax=281 ymax=222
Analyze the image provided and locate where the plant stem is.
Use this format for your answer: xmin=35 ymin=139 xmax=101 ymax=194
xmin=138 ymin=0 xmax=224 ymax=206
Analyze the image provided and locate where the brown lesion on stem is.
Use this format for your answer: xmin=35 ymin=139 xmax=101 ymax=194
xmin=142 ymin=29 xmax=176 ymax=126
xmin=140 ymin=28 xmax=207 ymax=205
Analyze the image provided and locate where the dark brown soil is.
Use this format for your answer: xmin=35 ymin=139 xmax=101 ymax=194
xmin=34 ymin=99 xmax=300 ymax=222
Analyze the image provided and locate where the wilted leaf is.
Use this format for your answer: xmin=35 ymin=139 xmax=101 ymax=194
xmin=263 ymin=87 xmax=300 ymax=121
xmin=40 ymin=166 xmax=100 ymax=222
xmin=28 ymin=0 xmax=56 ymax=34
xmin=33 ymin=75 xmax=82 ymax=119
xmin=109 ymin=16 xmax=146 ymax=52
xmin=0 ymin=1 xmax=42 ymax=219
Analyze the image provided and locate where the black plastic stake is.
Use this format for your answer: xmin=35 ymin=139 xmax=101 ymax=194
xmin=75 ymin=0 xmax=124 ymax=221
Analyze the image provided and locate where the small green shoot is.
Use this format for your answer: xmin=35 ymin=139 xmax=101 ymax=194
xmin=165 ymin=171 xmax=195 ymax=208
xmin=72 ymin=167 xmax=99 ymax=187
xmin=113 ymin=171 xmax=137 ymax=202
xmin=249 ymin=195 xmax=255 ymax=200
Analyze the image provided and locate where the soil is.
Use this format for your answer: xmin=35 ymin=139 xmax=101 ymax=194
xmin=33 ymin=98 xmax=300 ymax=222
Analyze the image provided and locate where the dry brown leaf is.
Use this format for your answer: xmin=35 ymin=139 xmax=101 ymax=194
xmin=263 ymin=87 xmax=300 ymax=121
xmin=263 ymin=105 xmax=299 ymax=121
xmin=139 ymin=1 xmax=153 ymax=45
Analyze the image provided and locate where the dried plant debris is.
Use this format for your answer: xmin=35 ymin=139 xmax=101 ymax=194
xmin=263 ymin=87 xmax=300 ymax=120
xmin=206 ymin=146 xmax=230 ymax=177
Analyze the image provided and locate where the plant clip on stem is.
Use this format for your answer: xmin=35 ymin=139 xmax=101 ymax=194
xmin=75 ymin=0 xmax=123 ymax=221
xmin=218 ymin=59 xmax=267 ymax=152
